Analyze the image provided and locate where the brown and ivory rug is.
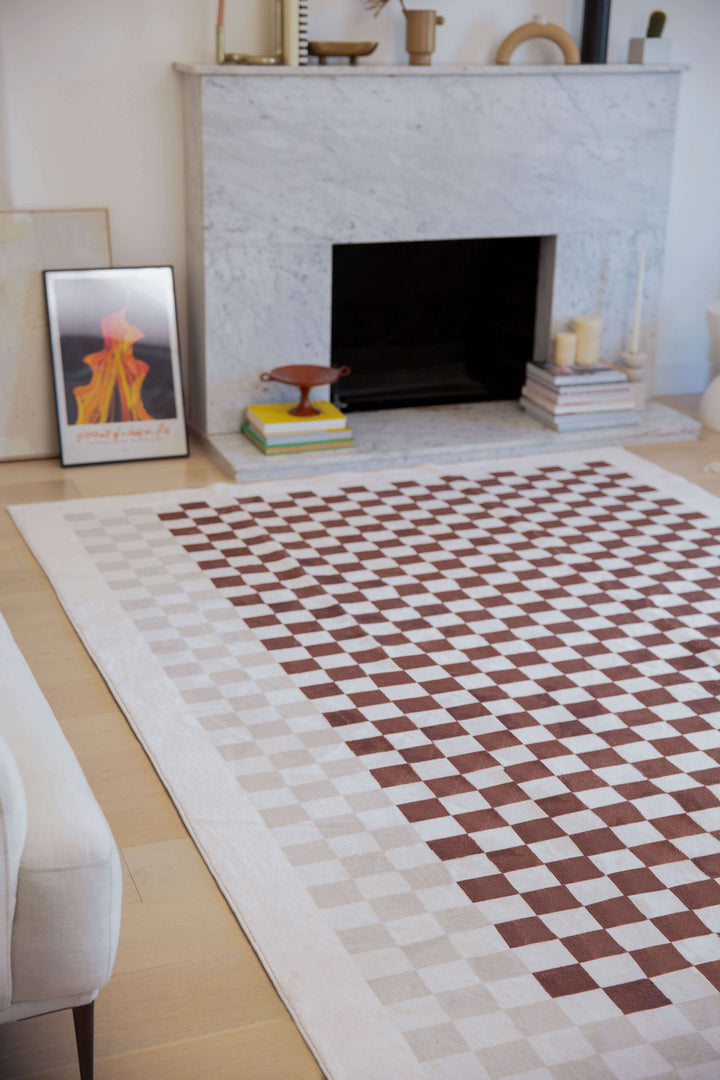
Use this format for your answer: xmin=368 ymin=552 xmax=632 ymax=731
xmin=11 ymin=448 xmax=720 ymax=1080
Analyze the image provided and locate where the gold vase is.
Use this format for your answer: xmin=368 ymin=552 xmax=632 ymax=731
xmin=404 ymin=9 xmax=445 ymax=66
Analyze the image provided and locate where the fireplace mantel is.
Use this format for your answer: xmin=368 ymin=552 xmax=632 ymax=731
xmin=174 ymin=62 xmax=685 ymax=77
xmin=178 ymin=59 xmax=683 ymax=464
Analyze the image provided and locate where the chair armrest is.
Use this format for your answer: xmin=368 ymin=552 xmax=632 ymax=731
xmin=0 ymin=734 xmax=27 ymax=1010
xmin=0 ymin=616 xmax=121 ymax=1002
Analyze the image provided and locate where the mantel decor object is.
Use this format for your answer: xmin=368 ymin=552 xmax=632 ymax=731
xmin=215 ymin=0 xmax=283 ymax=65
xmin=574 ymin=315 xmax=603 ymax=368
xmin=621 ymin=249 xmax=649 ymax=408
xmin=404 ymin=10 xmax=445 ymax=66
xmin=554 ymin=331 xmax=578 ymax=368
xmin=496 ymin=14 xmax=579 ymax=65
xmin=361 ymin=0 xmax=444 ymax=66
xmin=629 ymin=9 xmax=671 ymax=64
xmin=260 ymin=364 xmax=351 ymax=417
xmin=308 ymin=41 xmax=378 ymax=65
xmin=581 ymin=0 xmax=611 ymax=63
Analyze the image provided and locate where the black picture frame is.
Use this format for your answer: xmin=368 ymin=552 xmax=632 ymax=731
xmin=44 ymin=266 xmax=189 ymax=467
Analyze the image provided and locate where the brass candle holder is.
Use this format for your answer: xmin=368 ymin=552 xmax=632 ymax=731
xmin=216 ymin=0 xmax=283 ymax=65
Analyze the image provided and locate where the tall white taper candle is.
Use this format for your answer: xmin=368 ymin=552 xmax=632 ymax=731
xmin=630 ymin=249 xmax=645 ymax=355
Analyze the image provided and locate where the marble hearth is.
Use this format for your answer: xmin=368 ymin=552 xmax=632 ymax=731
xmin=176 ymin=62 xmax=690 ymax=479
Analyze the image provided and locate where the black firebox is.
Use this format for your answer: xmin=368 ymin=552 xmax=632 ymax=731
xmin=331 ymin=236 xmax=553 ymax=412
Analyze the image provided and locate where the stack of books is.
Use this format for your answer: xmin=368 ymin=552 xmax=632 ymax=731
xmin=242 ymin=401 xmax=354 ymax=455
xmin=520 ymin=363 xmax=639 ymax=431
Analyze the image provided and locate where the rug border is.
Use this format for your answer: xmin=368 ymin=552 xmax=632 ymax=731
xmin=10 ymin=446 xmax=720 ymax=1080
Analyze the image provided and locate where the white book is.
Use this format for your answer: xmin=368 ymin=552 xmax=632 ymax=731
xmin=525 ymin=374 xmax=635 ymax=399
xmin=247 ymin=420 xmax=352 ymax=445
xmin=521 ymin=396 xmax=639 ymax=431
xmin=282 ymin=0 xmax=300 ymax=66
xmin=522 ymin=384 xmax=636 ymax=414
xmin=527 ymin=363 xmax=628 ymax=388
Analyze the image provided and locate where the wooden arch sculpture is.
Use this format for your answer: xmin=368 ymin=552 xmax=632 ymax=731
xmin=495 ymin=20 xmax=580 ymax=65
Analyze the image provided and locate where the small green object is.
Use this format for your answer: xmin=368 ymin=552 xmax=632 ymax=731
xmin=647 ymin=10 xmax=666 ymax=37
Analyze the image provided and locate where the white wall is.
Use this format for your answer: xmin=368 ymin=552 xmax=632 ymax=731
xmin=1 ymin=0 xmax=719 ymax=394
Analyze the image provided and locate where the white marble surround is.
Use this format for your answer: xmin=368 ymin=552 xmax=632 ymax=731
xmin=202 ymin=399 xmax=700 ymax=483
xmin=178 ymin=63 xmax=683 ymax=449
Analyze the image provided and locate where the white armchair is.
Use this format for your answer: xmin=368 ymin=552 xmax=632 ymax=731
xmin=0 ymin=614 xmax=122 ymax=1079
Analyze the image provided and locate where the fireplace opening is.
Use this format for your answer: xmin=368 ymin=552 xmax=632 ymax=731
xmin=331 ymin=236 xmax=554 ymax=412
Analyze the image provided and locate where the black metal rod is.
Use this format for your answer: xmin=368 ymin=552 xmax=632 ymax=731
xmin=581 ymin=0 xmax=611 ymax=64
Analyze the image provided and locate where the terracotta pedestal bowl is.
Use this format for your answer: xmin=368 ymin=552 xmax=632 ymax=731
xmin=260 ymin=364 xmax=351 ymax=417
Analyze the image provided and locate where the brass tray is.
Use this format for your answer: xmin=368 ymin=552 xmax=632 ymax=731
xmin=308 ymin=41 xmax=378 ymax=65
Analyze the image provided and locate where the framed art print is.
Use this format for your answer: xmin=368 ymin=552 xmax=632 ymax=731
xmin=44 ymin=266 xmax=189 ymax=466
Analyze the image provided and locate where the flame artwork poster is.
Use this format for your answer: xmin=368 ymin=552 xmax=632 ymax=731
xmin=44 ymin=267 xmax=188 ymax=466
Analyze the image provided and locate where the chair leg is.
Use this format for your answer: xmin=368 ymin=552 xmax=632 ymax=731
xmin=72 ymin=1001 xmax=95 ymax=1080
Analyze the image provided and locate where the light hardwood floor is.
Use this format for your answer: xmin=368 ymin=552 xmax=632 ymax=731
xmin=1 ymin=403 xmax=719 ymax=1079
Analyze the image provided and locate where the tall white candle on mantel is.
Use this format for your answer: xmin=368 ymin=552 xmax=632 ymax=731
xmin=574 ymin=315 xmax=602 ymax=367
xmin=630 ymin=248 xmax=645 ymax=355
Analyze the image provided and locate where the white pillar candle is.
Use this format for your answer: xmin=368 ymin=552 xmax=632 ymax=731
xmin=554 ymin=331 xmax=577 ymax=368
xmin=574 ymin=315 xmax=602 ymax=367
xmin=629 ymin=249 xmax=645 ymax=355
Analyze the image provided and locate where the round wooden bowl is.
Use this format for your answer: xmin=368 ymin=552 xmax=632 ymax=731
xmin=260 ymin=364 xmax=351 ymax=417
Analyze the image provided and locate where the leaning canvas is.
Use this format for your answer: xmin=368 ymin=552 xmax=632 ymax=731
xmin=0 ymin=209 xmax=112 ymax=460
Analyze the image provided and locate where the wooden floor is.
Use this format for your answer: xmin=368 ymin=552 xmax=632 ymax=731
xmin=1 ymin=401 xmax=720 ymax=1079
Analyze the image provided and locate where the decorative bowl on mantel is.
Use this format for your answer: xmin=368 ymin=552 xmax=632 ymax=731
xmin=308 ymin=41 xmax=378 ymax=65
xmin=260 ymin=364 xmax=351 ymax=417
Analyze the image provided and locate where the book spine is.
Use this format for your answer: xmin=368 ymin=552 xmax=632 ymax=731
xmin=522 ymin=386 xmax=635 ymax=414
xmin=525 ymin=375 xmax=634 ymax=399
xmin=246 ymin=423 xmax=354 ymax=446
xmin=264 ymin=433 xmax=354 ymax=446
xmin=249 ymin=420 xmax=348 ymax=435
xmin=527 ymin=364 xmax=628 ymax=388
xmin=298 ymin=0 xmax=309 ymax=64
xmin=522 ymin=397 xmax=638 ymax=430
xmin=282 ymin=0 xmax=300 ymax=66
xmin=520 ymin=397 xmax=558 ymax=430
xmin=243 ymin=426 xmax=354 ymax=454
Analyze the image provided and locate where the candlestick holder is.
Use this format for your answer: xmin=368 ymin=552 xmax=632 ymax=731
xmin=621 ymin=350 xmax=649 ymax=410
xmin=216 ymin=0 xmax=283 ymax=65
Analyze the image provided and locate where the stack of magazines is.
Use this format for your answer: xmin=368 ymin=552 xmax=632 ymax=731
xmin=520 ymin=363 xmax=638 ymax=431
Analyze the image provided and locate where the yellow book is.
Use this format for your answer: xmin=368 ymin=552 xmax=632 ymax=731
xmin=246 ymin=401 xmax=347 ymax=434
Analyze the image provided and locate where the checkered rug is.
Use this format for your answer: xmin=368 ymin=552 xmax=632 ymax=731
xmin=11 ymin=449 xmax=720 ymax=1080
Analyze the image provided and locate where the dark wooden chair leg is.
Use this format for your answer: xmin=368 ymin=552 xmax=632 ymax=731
xmin=72 ymin=1001 xmax=95 ymax=1080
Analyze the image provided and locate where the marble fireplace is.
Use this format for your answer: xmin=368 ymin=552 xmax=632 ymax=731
xmin=176 ymin=62 xmax=696 ymax=479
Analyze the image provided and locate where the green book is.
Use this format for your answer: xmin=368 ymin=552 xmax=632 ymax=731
xmin=246 ymin=418 xmax=353 ymax=446
xmin=242 ymin=424 xmax=354 ymax=456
